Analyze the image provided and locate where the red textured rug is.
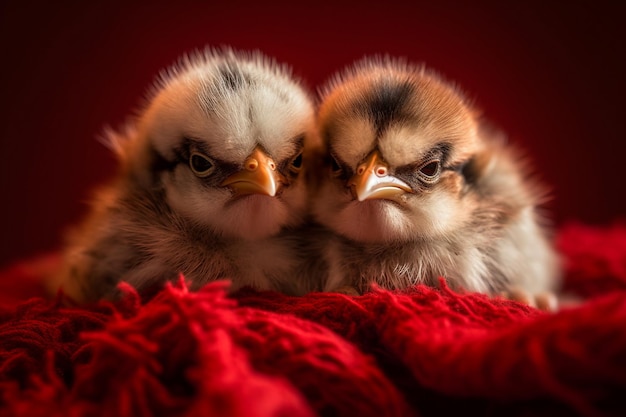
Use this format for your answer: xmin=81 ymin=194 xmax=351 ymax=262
xmin=1 ymin=222 xmax=626 ymax=417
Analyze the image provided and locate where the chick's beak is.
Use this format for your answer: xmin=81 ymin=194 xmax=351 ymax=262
xmin=348 ymin=150 xmax=412 ymax=202
xmin=221 ymin=148 xmax=281 ymax=197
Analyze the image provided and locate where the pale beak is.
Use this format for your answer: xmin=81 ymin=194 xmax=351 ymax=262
xmin=348 ymin=150 xmax=412 ymax=202
xmin=221 ymin=148 xmax=281 ymax=197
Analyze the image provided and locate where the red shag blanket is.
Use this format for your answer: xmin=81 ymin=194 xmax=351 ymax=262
xmin=1 ymin=223 xmax=626 ymax=417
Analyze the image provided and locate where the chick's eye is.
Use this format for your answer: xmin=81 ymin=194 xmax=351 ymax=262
xmin=290 ymin=152 xmax=303 ymax=171
xmin=418 ymin=160 xmax=441 ymax=178
xmin=330 ymin=154 xmax=343 ymax=175
xmin=189 ymin=152 xmax=214 ymax=177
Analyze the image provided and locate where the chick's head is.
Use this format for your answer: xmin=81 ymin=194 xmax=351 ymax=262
xmin=314 ymin=59 xmax=486 ymax=243
xmin=113 ymin=49 xmax=316 ymax=240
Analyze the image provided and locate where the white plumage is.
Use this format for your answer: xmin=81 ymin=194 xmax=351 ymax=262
xmin=56 ymin=48 xmax=316 ymax=302
xmin=309 ymin=57 xmax=560 ymax=308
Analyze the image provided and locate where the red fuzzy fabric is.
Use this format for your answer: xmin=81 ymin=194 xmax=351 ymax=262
xmin=1 ymin=223 xmax=626 ymax=417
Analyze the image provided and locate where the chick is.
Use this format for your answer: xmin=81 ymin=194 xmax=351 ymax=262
xmin=311 ymin=58 xmax=560 ymax=309
xmin=56 ymin=48 xmax=316 ymax=302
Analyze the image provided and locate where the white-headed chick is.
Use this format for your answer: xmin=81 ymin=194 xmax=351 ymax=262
xmin=56 ymin=48 xmax=316 ymax=302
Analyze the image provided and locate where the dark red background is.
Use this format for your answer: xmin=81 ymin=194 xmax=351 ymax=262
xmin=1 ymin=0 xmax=624 ymax=268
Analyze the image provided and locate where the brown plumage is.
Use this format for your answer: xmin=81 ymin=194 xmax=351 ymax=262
xmin=309 ymin=57 xmax=560 ymax=308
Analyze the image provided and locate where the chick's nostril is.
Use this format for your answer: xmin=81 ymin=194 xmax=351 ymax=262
xmin=357 ymin=166 xmax=366 ymax=175
xmin=375 ymin=166 xmax=387 ymax=177
xmin=245 ymin=159 xmax=259 ymax=171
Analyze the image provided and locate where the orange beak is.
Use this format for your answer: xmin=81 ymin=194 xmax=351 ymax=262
xmin=348 ymin=150 xmax=412 ymax=202
xmin=221 ymin=148 xmax=281 ymax=197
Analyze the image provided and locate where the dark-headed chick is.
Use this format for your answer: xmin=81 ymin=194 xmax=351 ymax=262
xmin=310 ymin=57 xmax=560 ymax=309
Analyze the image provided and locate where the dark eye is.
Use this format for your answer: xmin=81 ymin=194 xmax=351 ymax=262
xmin=189 ymin=152 xmax=215 ymax=177
xmin=290 ymin=151 xmax=303 ymax=172
xmin=330 ymin=154 xmax=343 ymax=175
xmin=418 ymin=160 xmax=441 ymax=180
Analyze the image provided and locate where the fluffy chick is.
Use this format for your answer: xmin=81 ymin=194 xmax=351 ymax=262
xmin=311 ymin=58 xmax=560 ymax=308
xmin=56 ymin=48 xmax=316 ymax=302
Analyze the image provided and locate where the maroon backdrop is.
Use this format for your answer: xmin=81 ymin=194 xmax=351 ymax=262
xmin=1 ymin=0 xmax=624 ymax=268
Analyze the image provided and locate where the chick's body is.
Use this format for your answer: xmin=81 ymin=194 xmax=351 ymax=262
xmin=57 ymin=49 xmax=316 ymax=302
xmin=311 ymin=59 xmax=560 ymax=301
